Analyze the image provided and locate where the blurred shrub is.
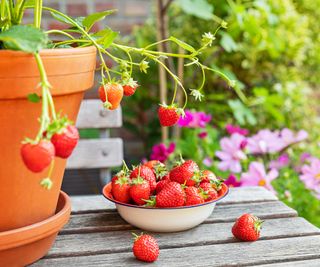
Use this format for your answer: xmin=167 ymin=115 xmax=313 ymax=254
xmin=121 ymin=0 xmax=319 ymax=150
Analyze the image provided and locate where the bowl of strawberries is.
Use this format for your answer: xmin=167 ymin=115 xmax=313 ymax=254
xmin=102 ymin=159 xmax=229 ymax=232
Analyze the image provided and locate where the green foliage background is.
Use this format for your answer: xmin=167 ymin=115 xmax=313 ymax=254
xmin=120 ymin=0 xmax=320 ymax=226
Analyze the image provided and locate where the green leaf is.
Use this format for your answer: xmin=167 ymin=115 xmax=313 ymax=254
xmin=175 ymin=0 xmax=213 ymax=20
xmin=82 ymin=10 xmax=116 ymax=31
xmin=220 ymin=33 xmax=238 ymax=52
xmin=50 ymin=12 xmax=76 ymax=26
xmin=0 ymin=25 xmax=48 ymax=53
xmin=228 ymin=99 xmax=257 ymax=126
xmin=169 ymin=36 xmax=195 ymax=53
xmin=92 ymin=28 xmax=118 ymax=48
xmin=27 ymin=93 xmax=40 ymax=103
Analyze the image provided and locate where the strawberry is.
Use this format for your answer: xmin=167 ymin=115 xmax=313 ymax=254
xmin=170 ymin=159 xmax=200 ymax=186
xmin=111 ymin=171 xmax=131 ymax=203
xmin=232 ymin=214 xmax=264 ymax=241
xmin=156 ymin=181 xmax=185 ymax=207
xmin=130 ymin=177 xmax=150 ymax=205
xmin=199 ymin=182 xmax=218 ymax=201
xmin=51 ymin=125 xmax=79 ymax=158
xmin=158 ymin=105 xmax=181 ymax=127
xmin=99 ymin=83 xmax=123 ymax=110
xmin=185 ymin=186 xmax=205 ymax=206
xmin=21 ymin=140 xmax=55 ymax=173
xmin=130 ymin=165 xmax=157 ymax=193
xmin=143 ymin=160 xmax=168 ymax=180
xmin=123 ymin=78 xmax=139 ymax=96
xmin=132 ymin=233 xmax=159 ymax=262
xmin=201 ymin=170 xmax=217 ymax=183
xmin=155 ymin=175 xmax=170 ymax=194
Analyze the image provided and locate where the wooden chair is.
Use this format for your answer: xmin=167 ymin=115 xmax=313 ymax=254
xmin=65 ymin=99 xmax=123 ymax=189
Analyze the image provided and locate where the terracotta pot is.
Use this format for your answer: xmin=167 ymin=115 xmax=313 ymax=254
xmin=0 ymin=191 xmax=71 ymax=267
xmin=0 ymin=47 xmax=96 ymax=231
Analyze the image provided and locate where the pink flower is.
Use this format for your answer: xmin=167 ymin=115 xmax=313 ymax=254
xmin=215 ymin=133 xmax=247 ymax=173
xmin=280 ymin=128 xmax=308 ymax=148
xmin=241 ymin=162 xmax=279 ymax=193
xmin=300 ymin=153 xmax=312 ymax=163
xmin=226 ymin=124 xmax=249 ymax=136
xmin=198 ymin=131 xmax=208 ymax=139
xmin=224 ymin=174 xmax=242 ymax=187
xmin=247 ymin=129 xmax=284 ymax=154
xmin=300 ymin=158 xmax=320 ymax=199
xmin=177 ymin=110 xmax=193 ymax=127
xmin=177 ymin=110 xmax=212 ymax=128
xmin=203 ymin=157 xmax=213 ymax=167
xmin=269 ymin=153 xmax=290 ymax=170
xmin=150 ymin=142 xmax=175 ymax=162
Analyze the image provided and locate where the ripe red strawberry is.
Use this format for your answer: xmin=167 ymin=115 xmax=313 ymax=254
xmin=111 ymin=171 xmax=131 ymax=203
xmin=21 ymin=140 xmax=55 ymax=173
xmin=51 ymin=125 xmax=79 ymax=158
xmin=123 ymin=79 xmax=139 ymax=96
xmin=155 ymin=175 xmax=170 ymax=194
xmin=170 ymin=160 xmax=200 ymax=186
xmin=132 ymin=233 xmax=159 ymax=262
xmin=143 ymin=160 xmax=160 ymax=169
xmin=185 ymin=186 xmax=205 ymax=206
xmin=99 ymin=83 xmax=123 ymax=110
xmin=130 ymin=165 xmax=157 ymax=193
xmin=130 ymin=177 xmax=151 ymax=205
xmin=199 ymin=182 xmax=218 ymax=201
xmin=232 ymin=214 xmax=264 ymax=241
xmin=156 ymin=182 xmax=185 ymax=207
xmin=158 ymin=105 xmax=181 ymax=127
xmin=201 ymin=170 xmax=216 ymax=183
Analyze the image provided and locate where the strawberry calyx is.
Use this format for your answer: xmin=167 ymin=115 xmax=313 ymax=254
xmin=198 ymin=187 xmax=209 ymax=200
xmin=143 ymin=196 xmax=156 ymax=207
xmin=132 ymin=232 xmax=144 ymax=242
xmin=40 ymin=177 xmax=53 ymax=190
xmin=123 ymin=78 xmax=139 ymax=88
xmin=153 ymin=162 xmax=168 ymax=180
xmin=45 ymin=115 xmax=73 ymax=139
xmin=253 ymin=216 xmax=264 ymax=233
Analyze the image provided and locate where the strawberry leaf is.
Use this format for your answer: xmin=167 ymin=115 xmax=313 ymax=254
xmin=0 ymin=25 xmax=48 ymax=53
xmin=27 ymin=93 xmax=40 ymax=103
xmin=83 ymin=10 xmax=117 ymax=31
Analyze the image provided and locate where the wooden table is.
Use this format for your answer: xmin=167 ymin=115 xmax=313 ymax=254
xmin=33 ymin=186 xmax=320 ymax=266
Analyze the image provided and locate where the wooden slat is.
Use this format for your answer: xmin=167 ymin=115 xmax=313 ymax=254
xmin=63 ymin=201 xmax=297 ymax=233
xmin=47 ymin=217 xmax=320 ymax=258
xmin=256 ymin=259 xmax=320 ymax=267
xmin=76 ymin=99 xmax=122 ymax=129
xmin=66 ymin=139 xmax=123 ymax=169
xmin=32 ymin=235 xmax=320 ymax=266
xmin=70 ymin=186 xmax=278 ymax=213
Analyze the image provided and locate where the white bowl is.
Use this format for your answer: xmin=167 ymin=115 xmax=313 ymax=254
xmin=102 ymin=183 xmax=229 ymax=232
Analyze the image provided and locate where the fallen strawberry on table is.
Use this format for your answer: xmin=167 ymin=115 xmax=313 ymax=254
xmin=232 ymin=213 xmax=264 ymax=241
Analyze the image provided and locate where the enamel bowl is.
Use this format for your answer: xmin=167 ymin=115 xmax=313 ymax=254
xmin=102 ymin=183 xmax=229 ymax=232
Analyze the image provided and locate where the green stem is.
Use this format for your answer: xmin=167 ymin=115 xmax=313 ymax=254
xmin=34 ymin=0 xmax=42 ymax=28
xmin=171 ymin=82 xmax=178 ymax=105
xmin=46 ymin=30 xmax=75 ymax=40
xmin=53 ymin=39 xmax=90 ymax=48
xmin=34 ymin=53 xmax=56 ymax=125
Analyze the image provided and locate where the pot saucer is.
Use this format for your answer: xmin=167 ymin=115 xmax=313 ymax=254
xmin=0 ymin=191 xmax=71 ymax=267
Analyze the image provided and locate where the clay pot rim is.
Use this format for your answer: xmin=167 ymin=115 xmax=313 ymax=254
xmin=0 ymin=46 xmax=96 ymax=57
xmin=0 ymin=191 xmax=71 ymax=251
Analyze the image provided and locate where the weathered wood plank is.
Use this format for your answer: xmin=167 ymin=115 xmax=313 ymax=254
xmin=76 ymin=100 xmax=122 ymax=129
xmin=71 ymin=186 xmax=278 ymax=213
xmin=47 ymin=217 xmax=320 ymax=258
xmin=254 ymin=259 xmax=320 ymax=267
xmin=255 ymin=259 xmax=320 ymax=267
xmin=63 ymin=201 xmax=297 ymax=233
xmin=33 ymin=235 xmax=320 ymax=266
xmin=66 ymin=139 xmax=123 ymax=169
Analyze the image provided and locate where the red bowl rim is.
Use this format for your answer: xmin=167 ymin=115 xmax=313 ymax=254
xmin=102 ymin=182 xmax=229 ymax=210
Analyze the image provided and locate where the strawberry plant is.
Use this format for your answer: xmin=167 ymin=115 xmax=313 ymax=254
xmin=0 ymin=0 xmax=235 ymax=189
